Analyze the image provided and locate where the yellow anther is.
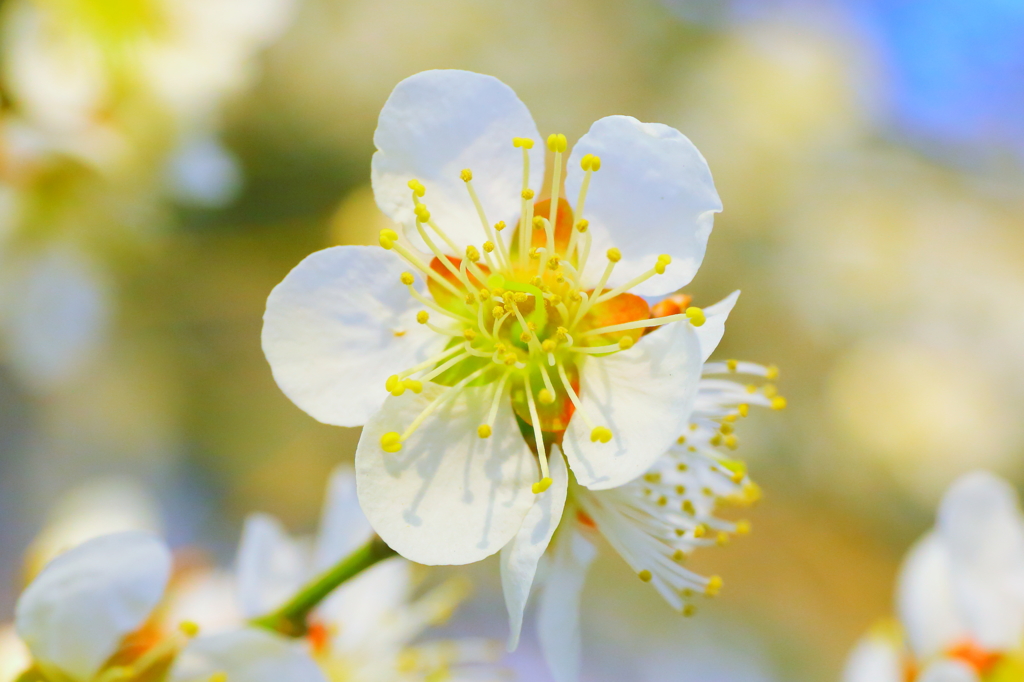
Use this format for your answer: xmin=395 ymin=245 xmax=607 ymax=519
xmin=532 ymin=216 xmax=545 ymax=230
xmin=400 ymin=272 xmax=415 ymax=285
xmin=529 ymin=247 xmax=541 ymax=260
xmin=709 ymin=433 xmax=723 ymax=447
xmin=763 ymin=384 xmax=778 ymax=398
xmin=494 ymin=221 xmax=506 ymax=231
xmin=771 ymin=396 xmax=788 ymax=410
xmin=723 ymin=413 xmax=738 ymax=423
xmin=606 ymin=248 xmax=622 ymax=263
xmin=556 ymin=327 xmax=568 ymax=339
xmin=643 ymin=472 xmax=661 ymax=483
xmin=693 ymin=524 xmax=707 ymax=538
xmin=569 ymin=291 xmax=583 ymax=303
xmin=407 ymin=179 xmax=426 ymax=197
xmin=716 ymin=532 xmax=730 ymax=546
xmin=512 ymin=137 xmax=534 ymax=149
xmin=726 ymin=359 xmax=738 ymax=371
xmin=654 ymin=254 xmax=672 ymax=275
xmin=657 ymin=496 xmax=668 ymax=506
xmin=682 ymin=500 xmax=696 ymax=515
xmin=672 ymin=549 xmax=687 ymax=562
xmin=676 ymin=435 xmax=686 ymax=445
xmin=742 ymin=482 xmax=762 ymax=503
xmin=735 ymin=520 xmax=751 ymax=535
xmin=685 ymin=307 xmax=706 ymax=327
xmin=478 ymin=424 xmax=492 ymax=439
xmin=414 ymin=206 xmax=431 ymax=223
xmin=416 ymin=311 xmax=429 ymax=324
xmin=638 ymin=570 xmax=653 ymax=583
xmin=381 ymin=432 xmax=402 ymax=453
xmin=463 ymin=329 xmax=478 ymax=341
xmin=705 ymin=575 xmax=723 ymax=597
xmin=379 ymin=228 xmax=399 ymax=249
xmin=390 ymin=383 xmax=406 ymax=397
xmin=682 ymin=588 xmax=694 ymax=598
xmin=723 ymin=434 xmax=739 ymax=450
xmin=492 ymin=305 xmax=505 ymax=318
xmin=541 ymin=339 xmax=557 ymax=353
xmin=460 ymin=168 xmax=473 ymax=182
xmin=532 ymin=477 xmax=553 ymax=494
xmin=682 ymin=604 xmax=696 ymax=617
xmin=385 ymin=375 xmax=400 ymax=391
xmin=766 ymin=364 xmax=779 ymax=380
xmin=539 ymin=389 xmax=555 ymax=405
xmin=575 ymin=219 xmax=589 ymax=233
xmin=580 ymin=154 xmax=593 ymax=171
xmin=589 ymin=155 xmax=601 ymax=171
xmin=546 ymin=133 xmax=568 ymax=153
xmin=479 ymin=288 xmax=491 ymax=300
xmin=522 ymin=189 xmax=535 ymax=200
xmin=179 ymin=621 xmax=200 ymax=637
xmin=720 ymin=422 xmax=734 ymax=435
xmin=503 ymin=353 xmax=517 ymax=365
xmin=516 ymin=292 xmax=528 ymax=303
xmin=675 ymin=485 xmax=686 ymax=495
xmin=545 ymin=257 xmax=559 ymax=271
xmin=618 ymin=336 xmax=635 ymax=350
xmin=208 ymin=673 xmax=228 ymax=682
xmin=464 ymin=293 xmax=475 ymax=305
xmin=590 ymin=426 xmax=613 ymax=443
xmin=403 ymin=379 xmax=423 ymax=393
xmin=465 ymin=245 xmax=480 ymax=263
xmin=483 ymin=241 xmax=495 ymax=253
xmin=519 ymin=331 xmax=532 ymax=343
xmin=746 ymin=384 xmax=757 ymax=394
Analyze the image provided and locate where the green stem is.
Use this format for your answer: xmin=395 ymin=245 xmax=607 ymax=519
xmin=250 ymin=536 xmax=396 ymax=637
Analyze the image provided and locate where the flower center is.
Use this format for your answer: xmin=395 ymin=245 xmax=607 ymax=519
xmin=376 ymin=134 xmax=706 ymax=493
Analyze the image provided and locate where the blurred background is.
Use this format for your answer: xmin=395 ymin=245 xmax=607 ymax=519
xmin=1 ymin=0 xmax=1023 ymax=679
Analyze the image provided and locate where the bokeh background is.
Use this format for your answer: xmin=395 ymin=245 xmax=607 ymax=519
xmin=1 ymin=0 xmax=1023 ymax=679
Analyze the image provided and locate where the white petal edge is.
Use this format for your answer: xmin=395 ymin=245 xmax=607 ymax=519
xmin=937 ymin=470 xmax=1024 ymax=651
xmin=537 ymin=528 xmax=596 ymax=682
xmin=15 ymin=531 xmax=171 ymax=681
xmin=896 ymin=532 xmax=967 ymax=660
xmin=565 ymin=116 xmax=721 ymax=297
xmin=262 ymin=245 xmax=444 ymax=427
xmin=235 ymin=514 xmax=309 ymax=619
xmin=169 ymin=628 xmax=327 ymax=682
xmin=918 ymin=659 xmax=981 ymax=682
xmin=563 ymin=319 xmax=702 ymax=490
xmin=696 ymin=290 xmax=740 ymax=362
xmin=371 ymin=69 xmax=543 ymax=253
xmin=500 ymin=447 xmax=569 ymax=652
xmin=312 ymin=466 xmax=374 ymax=572
xmin=356 ymin=383 xmax=537 ymax=565
xmin=841 ymin=634 xmax=903 ymax=682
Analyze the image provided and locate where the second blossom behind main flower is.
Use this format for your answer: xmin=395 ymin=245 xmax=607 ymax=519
xmin=262 ymin=69 xmax=724 ymax=566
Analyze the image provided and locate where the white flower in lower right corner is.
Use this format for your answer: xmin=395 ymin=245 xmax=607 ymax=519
xmin=843 ymin=471 xmax=1024 ymax=682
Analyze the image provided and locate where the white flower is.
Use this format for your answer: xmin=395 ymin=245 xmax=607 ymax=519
xmin=13 ymin=530 xmax=325 ymax=682
xmin=843 ymin=471 xmax=1024 ymax=682
xmin=499 ymin=294 xmax=780 ymax=681
xmin=235 ymin=466 xmax=503 ymax=682
xmin=263 ymin=69 xmax=722 ymax=567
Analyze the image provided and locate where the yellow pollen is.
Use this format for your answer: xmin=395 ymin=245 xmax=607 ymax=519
xmin=556 ymin=327 xmax=568 ymax=339
xmin=705 ymin=575 xmax=723 ymax=597
xmin=771 ymin=396 xmax=788 ymax=410
xmin=763 ymin=384 xmax=778 ymax=398
xmin=723 ymin=413 xmax=738 ymax=423
xmin=504 ymin=353 xmax=517 ymax=365
xmin=208 ymin=674 xmax=228 ymax=682
xmin=385 ymin=375 xmax=400 ymax=391
xmin=766 ymin=364 xmax=780 ymax=380
xmin=522 ymin=189 xmax=535 ymax=200
xmin=519 ymin=331 xmax=532 ymax=343
xmin=178 ymin=621 xmax=200 ymax=637
xmin=464 ymin=293 xmax=475 ymax=305
xmin=381 ymin=432 xmax=402 ymax=453
xmin=735 ymin=520 xmax=751 ymax=535
xmin=479 ymin=288 xmax=491 ymax=299
xmin=575 ymin=219 xmax=589 ymax=232
xmin=400 ymin=272 xmax=415 ymax=285
xmin=716 ymin=532 xmax=730 ymax=546
xmin=407 ymin=179 xmax=425 ymax=196
xmin=477 ymin=424 xmax=492 ymax=439
xmin=720 ymin=422 xmax=734 ymax=435
xmin=607 ymin=248 xmax=622 ymax=263
xmin=685 ymin=307 xmax=706 ymax=327
xmin=379 ymin=228 xmax=399 ymax=249
xmin=546 ymin=133 xmax=568 ymax=153
xmin=463 ymin=329 xmax=477 ymax=341
xmin=682 ymin=500 xmax=696 ymax=515
xmin=746 ymin=384 xmax=757 ymax=394
xmin=460 ymin=168 xmax=473 ymax=182
xmin=512 ymin=137 xmax=534 ymax=149
xmin=683 ymin=604 xmax=696 ymax=617
xmin=724 ymin=434 xmax=739 ymax=450
xmin=542 ymin=339 xmax=557 ymax=352
xmin=726 ymin=359 xmax=738 ymax=371
xmin=693 ymin=524 xmax=707 ymax=538
xmin=672 ymin=549 xmax=686 ymax=562
xmin=590 ymin=426 xmax=613 ymax=443
xmin=532 ymin=477 xmax=553 ymax=494
xmin=403 ymin=379 xmax=423 ymax=393
xmin=465 ymin=245 xmax=480 ymax=262
xmin=618 ymin=336 xmax=634 ymax=350
xmin=492 ymin=305 xmax=505 ymax=318
xmin=677 ymin=435 xmax=686 ymax=445
xmin=532 ymin=216 xmax=545 ymax=230
xmin=529 ymin=247 xmax=540 ymax=260
xmin=414 ymin=203 xmax=430 ymax=221
xmin=654 ymin=254 xmax=671 ymax=275
xmin=416 ymin=311 xmax=429 ymax=324
xmin=644 ymin=472 xmax=661 ymax=483
xmin=539 ymin=389 xmax=555 ymax=405
xmin=709 ymin=433 xmax=723 ymax=447
xmin=547 ymin=257 xmax=560 ymax=271
xmin=483 ymin=241 xmax=495 ymax=253
xmin=637 ymin=570 xmax=653 ymax=583
xmin=494 ymin=221 xmax=506 ymax=231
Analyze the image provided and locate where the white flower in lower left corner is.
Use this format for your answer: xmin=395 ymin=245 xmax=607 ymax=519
xmin=13 ymin=530 xmax=325 ymax=682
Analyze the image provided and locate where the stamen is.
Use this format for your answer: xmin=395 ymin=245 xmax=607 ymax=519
xmin=383 ymin=365 xmax=490 ymax=451
xmin=479 ymin=369 xmax=512 ymax=438
xmin=462 ymin=170 xmax=512 ymax=272
xmin=580 ymin=308 xmax=704 ymax=338
xmin=572 ymin=248 xmax=621 ymax=326
xmin=406 ymin=284 xmax=474 ymax=324
xmin=568 ymin=154 xmax=599 ymax=261
xmin=395 ymin=345 xmax=465 ymax=380
xmin=546 ymin=133 xmax=566 ymax=255
xmin=555 ymin=359 xmax=610 ymax=445
xmin=523 ymin=381 xmax=553 ymax=493
xmin=419 ymin=350 xmax=472 ymax=383
xmin=383 ymin=233 xmax=463 ymax=298
xmin=592 ymin=255 xmax=671 ymax=305
xmin=413 ymin=211 xmax=476 ymax=292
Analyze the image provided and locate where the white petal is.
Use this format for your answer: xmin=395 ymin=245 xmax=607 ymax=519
xmin=918 ymin=659 xmax=981 ymax=682
xmin=235 ymin=514 xmax=309 ymax=619
xmin=317 ymin=558 xmax=411 ymax=650
xmin=262 ymin=245 xmax=444 ymax=427
xmin=563 ymin=320 xmax=702 ymax=490
xmin=500 ymin=447 xmax=569 ymax=652
xmin=371 ymin=70 xmax=543 ymax=252
xmin=537 ymin=528 xmax=596 ymax=682
xmin=312 ymin=466 xmax=374 ymax=572
xmin=695 ymin=290 xmax=740 ymax=362
xmin=842 ymin=634 xmax=903 ymax=682
xmin=564 ymin=116 xmax=721 ymax=296
xmin=937 ymin=471 xmax=1024 ymax=651
xmin=15 ymin=531 xmax=171 ymax=681
xmin=169 ymin=628 xmax=327 ymax=682
xmin=356 ymin=384 xmax=537 ymax=565
xmin=896 ymin=533 xmax=966 ymax=660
